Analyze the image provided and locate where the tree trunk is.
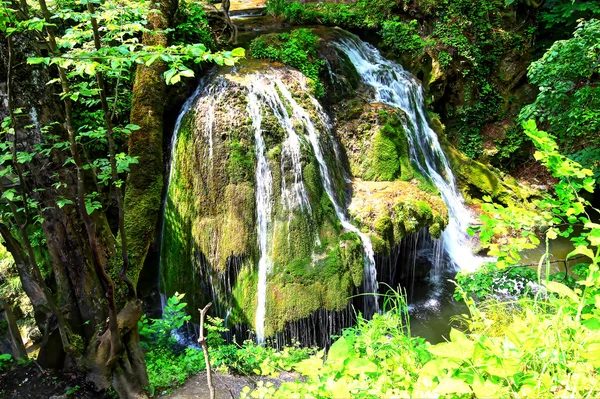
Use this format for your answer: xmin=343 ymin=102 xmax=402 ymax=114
xmin=124 ymin=0 xmax=179 ymax=287
xmin=0 ymin=299 xmax=27 ymax=360
xmin=1 ymin=23 xmax=148 ymax=398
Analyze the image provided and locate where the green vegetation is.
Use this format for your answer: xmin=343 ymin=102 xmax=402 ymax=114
xmin=173 ymin=0 xmax=214 ymax=47
xmin=0 ymin=354 xmax=11 ymax=371
xmin=249 ymin=29 xmax=326 ymax=97
xmin=240 ymin=122 xmax=600 ymax=399
xmin=520 ymin=19 xmax=600 ymax=182
xmin=265 ymin=0 xmax=533 ymax=160
xmin=139 ymin=293 xmax=315 ymax=394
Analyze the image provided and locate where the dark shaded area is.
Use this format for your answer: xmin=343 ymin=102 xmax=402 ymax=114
xmin=0 ymin=364 xmax=110 ymax=398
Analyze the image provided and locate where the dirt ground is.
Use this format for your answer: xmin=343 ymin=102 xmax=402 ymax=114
xmin=159 ymin=371 xmax=298 ymax=399
xmin=0 ymin=363 xmax=109 ymax=399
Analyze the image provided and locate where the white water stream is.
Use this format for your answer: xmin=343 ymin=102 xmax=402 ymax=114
xmin=245 ymin=71 xmax=380 ymax=340
xmin=247 ymin=88 xmax=273 ymax=344
xmin=336 ymin=35 xmax=484 ymax=272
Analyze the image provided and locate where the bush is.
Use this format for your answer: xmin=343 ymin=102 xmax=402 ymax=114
xmin=249 ymin=29 xmax=326 ymax=98
xmin=380 ymin=19 xmax=426 ymax=57
xmin=139 ymin=293 xmax=316 ymax=393
xmin=173 ymin=0 xmax=214 ymax=48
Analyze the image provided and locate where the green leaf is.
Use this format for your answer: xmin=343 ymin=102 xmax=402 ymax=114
xmin=427 ymin=340 xmax=474 ymax=361
xmin=545 ymin=281 xmax=579 ymax=302
xmin=326 ymin=337 xmax=350 ymax=366
xmin=567 ymin=245 xmax=595 ymax=260
xmin=344 ymin=358 xmax=377 ymax=375
xmin=435 ymin=377 xmax=472 ymax=395
xmin=231 ymin=47 xmax=246 ymax=58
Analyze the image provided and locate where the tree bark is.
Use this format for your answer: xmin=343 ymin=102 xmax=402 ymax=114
xmin=124 ymin=0 xmax=179 ymax=287
xmin=0 ymin=298 xmax=28 ymax=360
xmin=221 ymin=0 xmax=238 ymax=43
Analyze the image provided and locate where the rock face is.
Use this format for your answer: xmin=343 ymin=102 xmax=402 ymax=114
xmin=160 ymin=37 xmax=448 ymax=342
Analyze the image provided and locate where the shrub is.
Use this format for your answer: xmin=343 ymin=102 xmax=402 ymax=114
xmin=249 ymin=29 xmax=326 ymax=98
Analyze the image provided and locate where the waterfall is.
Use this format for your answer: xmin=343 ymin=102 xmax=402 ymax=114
xmin=247 ymin=87 xmax=273 ymax=344
xmin=335 ymin=35 xmax=483 ymax=272
xmin=158 ymin=80 xmax=206 ymax=306
xmin=245 ymin=71 xmax=379 ymax=337
xmin=273 ymin=80 xmax=380 ymax=317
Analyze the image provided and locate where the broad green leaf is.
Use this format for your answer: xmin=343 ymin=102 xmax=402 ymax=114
xmin=231 ymin=47 xmax=246 ymax=58
xmin=294 ymin=356 xmax=323 ymax=376
xmin=344 ymin=358 xmax=377 ymax=375
xmin=326 ymin=336 xmax=350 ymax=366
xmin=545 ymin=281 xmax=580 ymax=302
xmin=434 ymin=377 xmax=471 ymax=395
xmin=567 ymin=245 xmax=595 ymax=260
xmin=427 ymin=341 xmax=474 ymax=361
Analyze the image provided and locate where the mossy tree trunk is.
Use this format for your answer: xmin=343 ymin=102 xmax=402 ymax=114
xmin=1 ymin=6 xmax=151 ymax=396
xmin=124 ymin=0 xmax=179 ymax=287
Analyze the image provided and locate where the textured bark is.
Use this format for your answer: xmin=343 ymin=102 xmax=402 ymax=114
xmin=1 ymin=22 xmax=146 ymax=398
xmin=87 ymin=300 xmax=148 ymax=397
xmin=0 ymin=29 xmax=106 ymax=350
xmin=0 ymin=299 xmax=28 ymax=359
xmin=124 ymin=0 xmax=179 ymax=287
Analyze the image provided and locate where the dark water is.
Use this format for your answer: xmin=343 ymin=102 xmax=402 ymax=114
xmin=406 ymin=272 xmax=469 ymax=344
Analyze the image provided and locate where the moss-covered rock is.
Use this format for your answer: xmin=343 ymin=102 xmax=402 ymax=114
xmin=161 ymin=41 xmax=455 ymax=337
xmin=431 ymin=117 xmax=539 ymax=206
xmin=348 ymin=180 xmax=448 ymax=254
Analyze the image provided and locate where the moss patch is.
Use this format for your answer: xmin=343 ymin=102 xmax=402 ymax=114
xmin=432 ymin=117 xmax=538 ymax=205
xmin=348 ymin=179 xmax=448 ymax=253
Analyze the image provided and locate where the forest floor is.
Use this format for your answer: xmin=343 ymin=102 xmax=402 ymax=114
xmin=0 ymin=363 xmax=109 ymax=399
xmin=159 ymin=371 xmax=297 ymax=399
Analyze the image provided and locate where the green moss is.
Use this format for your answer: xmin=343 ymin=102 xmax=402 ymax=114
xmin=369 ymin=234 xmax=389 ymax=255
xmin=367 ymin=131 xmax=400 ymax=181
xmin=125 ymin=58 xmax=169 ymax=286
xmin=429 ymin=222 xmax=442 ymax=239
xmin=228 ymin=134 xmax=255 ymax=184
xmin=437 ymin=122 xmax=530 ymax=205
xmin=229 ymin=263 xmax=258 ymax=326
xmin=265 ymin=239 xmax=359 ymax=336
xmin=249 ymin=29 xmax=326 ymax=98
xmin=339 ymin=234 xmax=365 ymax=287
xmin=374 ymin=215 xmax=392 ymax=237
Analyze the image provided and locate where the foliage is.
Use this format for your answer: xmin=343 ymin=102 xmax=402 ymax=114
xmin=249 ymin=29 xmax=325 ymax=97
xmin=241 ymin=288 xmax=430 ymax=399
xmin=139 ymin=292 xmax=191 ymax=347
xmin=519 ymin=19 xmax=600 ymax=182
xmin=454 ymin=263 xmax=540 ymax=301
xmin=140 ymin=294 xmax=316 ymax=393
xmin=241 ymin=119 xmax=600 ymax=399
xmin=173 ymin=0 xmax=214 ymax=48
xmin=266 ymin=0 xmax=398 ymax=30
xmin=0 ymin=354 xmax=12 ymax=371
xmin=243 ymin=278 xmax=600 ymax=398
xmin=380 ymin=19 xmax=425 ymax=57
xmin=540 ymin=0 xmax=600 ymax=30
xmin=468 ymin=121 xmax=596 ymax=270
xmin=266 ymin=0 xmax=533 ymax=160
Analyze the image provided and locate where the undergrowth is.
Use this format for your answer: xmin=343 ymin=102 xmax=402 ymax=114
xmin=139 ymin=293 xmax=315 ymax=395
xmin=249 ymin=29 xmax=326 ymax=98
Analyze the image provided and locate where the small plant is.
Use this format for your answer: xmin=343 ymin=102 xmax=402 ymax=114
xmin=0 ymin=354 xmax=12 ymax=371
xmin=65 ymin=385 xmax=80 ymax=396
xmin=139 ymin=292 xmax=191 ymax=347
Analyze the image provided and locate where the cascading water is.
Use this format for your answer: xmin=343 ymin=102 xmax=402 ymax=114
xmin=273 ymin=80 xmax=380 ymax=316
xmin=245 ymin=71 xmax=379 ymax=338
xmin=247 ymin=88 xmax=273 ymax=344
xmin=335 ymin=34 xmax=484 ymax=272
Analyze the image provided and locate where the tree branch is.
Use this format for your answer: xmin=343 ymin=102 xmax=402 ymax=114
xmin=198 ymin=303 xmax=215 ymax=399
